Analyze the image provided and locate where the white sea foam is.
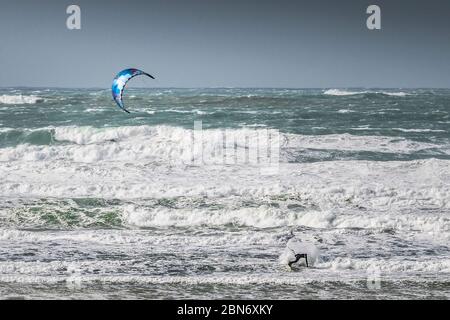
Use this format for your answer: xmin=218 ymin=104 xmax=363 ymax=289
xmin=324 ymin=89 xmax=361 ymax=96
xmin=0 ymin=258 xmax=447 ymax=284
xmin=282 ymin=132 xmax=442 ymax=154
xmin=0 ymin=125 xmax=444 ymax=164
xmin=324 ymin=89 xmax=409 ymax=97
xmin=0 ymin=95 xmax=44 ymax=104
xmin=0 ymin=228 xmax=276 ymax=247
xmin=0 ymin=158 xmax=449 ymax=226
xmin=121 ymin=205 xmax=326 ymax=229
xmin=0 ymin=270 xmax=446 ymax=286
xmin=118 ymin=205 xmax=450 ymax=237
xmin=393 ymin=128 xmax=446 ymax=133
xmin=0 ymin=194 xmax=448 ymax=237
xmin=377 ymin=91 xmax=409 ymax=97
xmin=0 ymin=91 xmax=447 ymax=299
xmin=1 ymin=126 xmax=449 ymax=251
xmin=321 ymin=257 xmax=450 ymax=273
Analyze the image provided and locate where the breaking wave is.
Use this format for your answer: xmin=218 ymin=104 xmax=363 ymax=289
xmin=0 ymin=95 xmax=44 ymax=105
xmin=324 ymin=89 xmax=409 ymax=97
xmin=0 ymin=125 xmax=446 ymax=163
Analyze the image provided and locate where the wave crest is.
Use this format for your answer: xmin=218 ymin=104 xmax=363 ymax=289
xmin=0 ymin=125 xmax=446 ymax=164
xmin=324 ymin=89 xmax=409 ymax=97
xmin=0 ymin=95 xmax=44 ymax=105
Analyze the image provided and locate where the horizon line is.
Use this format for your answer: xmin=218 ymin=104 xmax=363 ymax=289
xmin=1 ymin=86 xmax=450 ymax=90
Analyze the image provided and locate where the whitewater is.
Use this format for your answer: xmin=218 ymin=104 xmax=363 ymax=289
xmin=0 ymin=88 xmax=449 ymax=299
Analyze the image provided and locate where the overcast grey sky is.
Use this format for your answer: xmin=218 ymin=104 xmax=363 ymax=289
xmin=0 ymin=0 xmax=449 ymax=88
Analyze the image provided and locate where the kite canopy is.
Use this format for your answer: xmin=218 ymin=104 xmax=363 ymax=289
xmin=112 ymin=68 xmax=155 ymax=113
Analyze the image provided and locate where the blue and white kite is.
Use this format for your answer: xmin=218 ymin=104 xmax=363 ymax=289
xmin=112 ymin=68 xmax=155 ymax=113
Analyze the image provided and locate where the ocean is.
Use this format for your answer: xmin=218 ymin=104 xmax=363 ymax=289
xmin=0 ymin=87 xmax=448 ymax=299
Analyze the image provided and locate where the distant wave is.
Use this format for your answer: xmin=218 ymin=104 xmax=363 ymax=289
xmin=383 ymin=92 xmax=409 ymax=97
xmin=337 ymin=109 xmax=355 ymax=113
xmin=393 ymin=128 xmax=446 ymax=133
xmin=0 ymin=95 xmax=44 ymax=105
xmin=324 ymin=89 xmax=361 ymax=96
xmin=324 ymin=89 xmax=409 ymax=97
